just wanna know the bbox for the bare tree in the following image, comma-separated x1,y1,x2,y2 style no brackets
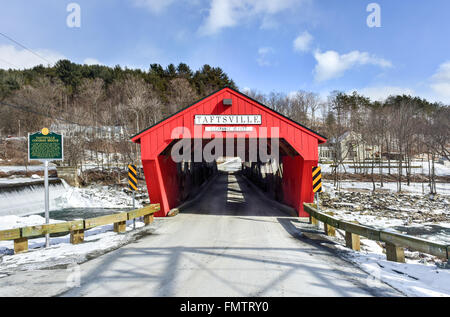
167,78,198,113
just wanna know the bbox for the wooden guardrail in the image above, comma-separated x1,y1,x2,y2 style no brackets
304,203,449,263
0,204,160,255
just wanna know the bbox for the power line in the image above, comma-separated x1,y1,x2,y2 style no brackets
0,32,53,65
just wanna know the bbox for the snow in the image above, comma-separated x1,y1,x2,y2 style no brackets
0,215,63,231
0,217,157,272
324,180,450,195
321,180,450,244
59,184,143,209
331,235,450,297
321,161,450,177
315,178,450,296
0,164,57,173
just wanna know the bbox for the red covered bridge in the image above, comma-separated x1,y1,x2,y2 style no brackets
131,87,326,217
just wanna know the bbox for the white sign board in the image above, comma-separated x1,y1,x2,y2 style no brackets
195,115,262,125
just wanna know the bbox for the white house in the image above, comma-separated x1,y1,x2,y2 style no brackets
319,131,379,162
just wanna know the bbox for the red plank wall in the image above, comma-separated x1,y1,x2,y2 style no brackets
133,88,326,217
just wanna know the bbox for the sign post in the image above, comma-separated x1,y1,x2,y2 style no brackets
312,166,323,226
44,160,49,247
28,128,64,248
128,164,138,229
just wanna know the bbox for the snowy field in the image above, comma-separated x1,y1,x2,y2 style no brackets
326,180,450,195
321,160,450,177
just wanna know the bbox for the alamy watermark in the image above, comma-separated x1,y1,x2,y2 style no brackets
170,126,280,164
367,3,381,28
67,3,81,28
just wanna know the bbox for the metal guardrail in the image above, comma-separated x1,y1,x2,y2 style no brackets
0,204,160,254
304,203,449,263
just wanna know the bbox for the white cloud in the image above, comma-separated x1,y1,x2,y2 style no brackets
352,86,415,101
132,0,175,14
293,31,313,53
256,47,275,67
430,61,450,103
313,49,392,82
83,58,102,66
0,45,65,70
199,0,304,36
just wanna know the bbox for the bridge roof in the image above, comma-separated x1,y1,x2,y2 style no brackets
131,87,327,144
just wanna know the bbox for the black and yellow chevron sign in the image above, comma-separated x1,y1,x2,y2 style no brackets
312,166,322,193
128,164,138,191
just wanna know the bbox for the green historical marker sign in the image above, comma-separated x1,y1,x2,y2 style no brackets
28,128,64,248
28,128,64,161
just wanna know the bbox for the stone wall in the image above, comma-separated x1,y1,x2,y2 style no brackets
57,166,79,187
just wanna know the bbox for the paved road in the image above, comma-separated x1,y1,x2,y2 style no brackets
55,173,398,297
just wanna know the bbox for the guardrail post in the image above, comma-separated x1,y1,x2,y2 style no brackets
324,223,335,237
114,221,127,233
345,232,360,251
70,229,85,244
309,204,318,226
14,237,28,254
144,215,154,226
385,242,405,263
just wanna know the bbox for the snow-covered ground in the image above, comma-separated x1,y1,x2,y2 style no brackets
321,160,450,177
58,184,143,210
0,215,160,272
325,180,450,195
315,180,450,296
326,233,450,297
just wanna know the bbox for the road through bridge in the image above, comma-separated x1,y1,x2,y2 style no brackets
53,172,398,297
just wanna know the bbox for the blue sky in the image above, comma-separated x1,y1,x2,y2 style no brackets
0,0,449,103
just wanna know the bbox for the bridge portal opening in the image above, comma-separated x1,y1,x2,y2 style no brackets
157,137,299,209
132,88,326,217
